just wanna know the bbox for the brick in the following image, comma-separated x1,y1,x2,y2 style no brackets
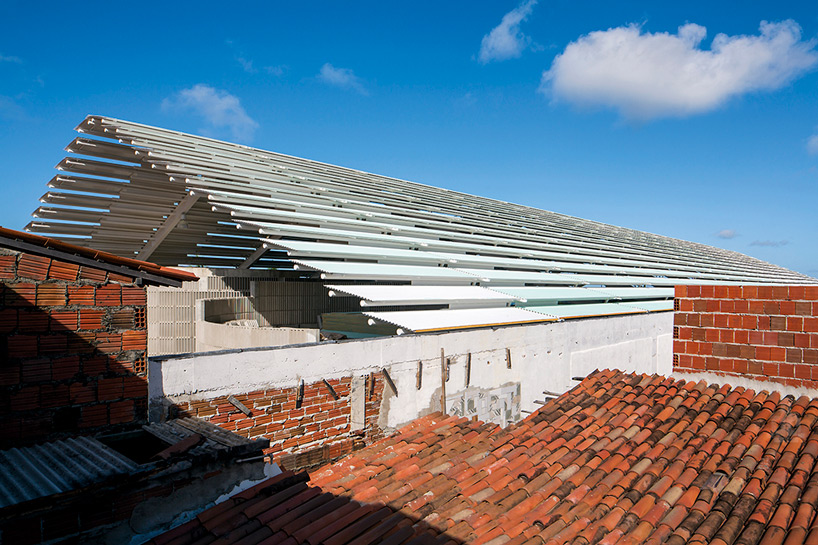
0,365,20,386
0,308,16,333
778,332,795,347
675,286,687,298
795,364,811,380
17,253,51,280
67,285,95,305
748,300,765,314
36,284,67,306
8,334,38,359
95,285,121,306
748,360,763,375
762,362,778,375
40,334,68,354
758,286,774,299
48,260,79,281
786,349,802,364
108,272,134,284
701,286,715,298
121,287,147,306
779,363,795,378
80,404,108,428
122,376,147,399
5,283,36,307
734,330,749,344
804,350,818,365
714,286,728,298
770,316,787,331
97,377,124,402
764,301,781,315
728,286,742,298
50,310,78,331
109,399,135,424
806,286,818,300
40,384,70,408
122,330,147,351
772,286,789,300
780,301,796,315
804,318,818,333
18,310,49,333
770,347,786,362
795,334,811,348
795,301,812,316
79,310,104,330
10,386,40,411
95,332,121,354
68,331,97,354
742,286,758,299
110,308,135,329
687,286,701,297
80,266,107,282
0,254,16,278
52,356,81,381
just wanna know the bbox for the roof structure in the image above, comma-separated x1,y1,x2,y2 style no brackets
148,369,818,545
25,116,815,333
0,226,197,287
0,417,267,510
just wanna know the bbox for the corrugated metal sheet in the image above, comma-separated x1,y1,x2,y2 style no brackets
326,285,521,307
524,303,647,319
23,115,816,337
0,436,137,508
363,307,556,333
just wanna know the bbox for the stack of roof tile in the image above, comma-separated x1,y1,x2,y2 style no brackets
147,369,818,545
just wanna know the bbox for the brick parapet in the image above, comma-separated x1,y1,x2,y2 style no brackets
673,284,818,389
0,249,149,447
169,374,385,469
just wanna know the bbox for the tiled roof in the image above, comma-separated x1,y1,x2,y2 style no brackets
0,226,197,285
147,369,818,545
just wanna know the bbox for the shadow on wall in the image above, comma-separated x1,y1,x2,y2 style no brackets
0,274,150,448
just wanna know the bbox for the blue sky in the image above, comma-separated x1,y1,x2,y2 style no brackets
1,1,817,276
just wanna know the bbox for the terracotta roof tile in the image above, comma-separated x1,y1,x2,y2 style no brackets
150,370,818,545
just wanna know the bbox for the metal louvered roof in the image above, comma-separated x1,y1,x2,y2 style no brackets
24,115,816,334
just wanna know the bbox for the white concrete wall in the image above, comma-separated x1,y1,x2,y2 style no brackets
194,321,319,352
150,312,672,430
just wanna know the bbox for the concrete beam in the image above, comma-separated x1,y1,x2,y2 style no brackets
237,245,268,270
137,193,200,261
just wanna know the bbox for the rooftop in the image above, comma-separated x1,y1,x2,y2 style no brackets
0,226,197,287
147,369,818,545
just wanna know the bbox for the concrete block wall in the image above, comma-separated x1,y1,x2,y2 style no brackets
674,284,818,388
0,250,150,447
167,375,385,469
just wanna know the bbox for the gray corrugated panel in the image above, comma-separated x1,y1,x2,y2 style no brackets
0,436,137,509
523,303,647,319
363,307,557,333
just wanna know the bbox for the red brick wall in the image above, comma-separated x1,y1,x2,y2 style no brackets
674,284,818,388
0,250,150,447
170,374,385,468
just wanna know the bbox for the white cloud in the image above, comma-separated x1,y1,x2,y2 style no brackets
161,84,259,142
318,63,368,95
542,20,818,120
716,229,738,239
264,65,285,77
237,57,256,73
0,53,22,63
478,0,538,63
751,240,789,247
808,133,818,155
